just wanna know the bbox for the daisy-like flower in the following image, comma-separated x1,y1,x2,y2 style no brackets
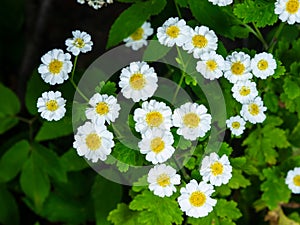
73,121,114,162
87,0,112,9
37,91,66,121
224,51,252,84
183,26,218,59
196,52,225,80
85,93,120,126
178,180,217,218
172,102,212,141
38,49,72,85
251,52,277,79
77,0,85,4
275,0,300,25
65,30,93,56
200,152,233,186
231,80,259,104
208,0,233,6
123,22,153,51
138,129,175,164
226,115,246,136
157,17,190,47
119,61,158,102
147,164,181,197
240,96,267,124
285,167,300,194
134,100,173,134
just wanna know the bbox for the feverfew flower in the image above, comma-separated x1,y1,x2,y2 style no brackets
285,167,300,194
172,102,212,141
251,52,277,79
85,93,120,126
226,116,246,136
224,51,252,84
231,80,259,104
200,153,233,186
208,0,233,6
178,180,217,218
123,22,153,51
65,30,93,56
77,0,85,4
138,129,175,164
119,61,158,102
38,49,72,85
73,121,114,162
147,164,181,197
37,91,66,121
157,17,190,47
134,100,173,134
275,0,300,25
240,96,267,124
183,26,218,59
196,52,225,80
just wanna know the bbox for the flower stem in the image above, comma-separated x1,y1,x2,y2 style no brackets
243,23,268,50
71,55,78,81
172,47,186,104
268,23,285,53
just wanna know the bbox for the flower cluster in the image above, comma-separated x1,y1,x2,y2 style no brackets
77,0,113,10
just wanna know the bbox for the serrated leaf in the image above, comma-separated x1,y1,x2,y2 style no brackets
228,169,251,189
215,199,242,220
283,77,300,99
263,92,279,113
108,203,141,225
132,175,148,193
0,186,19,225
215,185,232,197
95,81,117,96
60,148,89,172
272,60,286,79
187,212,215,225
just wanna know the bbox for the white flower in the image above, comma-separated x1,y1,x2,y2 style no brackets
183,26,218,59
285,167,300,194
134,100,173,134
226,116,246,136
77,0,85,4
123,22,153,51
200,153,233,186
196,52,225,80
275,0,300,25
178,180,217,218
157,17,190,47
240,96,267,124
119,61,158,102
251,52,277,79
73,121,114,162
138,129,175,164
85,93,120,126
87,0,105,9
224,51,252,84
37,91,66,121
231,80,258,104
38,49,72,85
208,0,233,6
172,102,212,141
65,30,93,56
147,164,181,197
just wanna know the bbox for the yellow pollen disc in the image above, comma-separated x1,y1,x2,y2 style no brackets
96,102,109,115
248,103,260,116
192,35,208,48
206,60,218,71
85,133,101,151
293,175,300,186
130,27,144,41
211,161,224,176
231,61,245,75
189,191,206,207
150,137,165,154
166,25,180,38
48,59,63,74
257,59,269,70
74,38,85,48
46,100,59,112
183,113,200,128
156,173,170,187
286,0,299,14
146,111,164,127
239,86,251,96
231,121,241,129
129,73,146,90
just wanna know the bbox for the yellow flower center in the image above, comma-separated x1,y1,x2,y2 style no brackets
239,86,251,96
192,35,208,48
293,175,300,186
248,103,260,116
189,191,206,207
231,61,245,75
74,38,85,48
146,111,164,127
183,113,200,128
129,73,145,90
96,102,109,115
85,133,102,151
286,0,299,14
211,161,224,176
206,60,218,71
257,59,269,71
156,173,170,187
166,25,180,38
46,100,59,112
130,27,144,41
150,137,165,153
48,59,63,74
231,121,241,129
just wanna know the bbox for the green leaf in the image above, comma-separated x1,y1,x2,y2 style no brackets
215,199,242,220
290,122,300,147
175,0,188,8
215,185,232,197
217,142,233,156
283,77,300,99
0,140,30,183
143,40,171,62
228,169,251,189
263,92,279,113
272,60,286,79
187,212,215,225
95,81,117,96
60,148,89,172
0,186,19,225
108,203,141,225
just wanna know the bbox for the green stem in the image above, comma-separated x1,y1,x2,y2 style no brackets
71,55,78,81
268,23,285,53
174,0,182,18
172,46,186,104
251,23,269,50
172,156,190,182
